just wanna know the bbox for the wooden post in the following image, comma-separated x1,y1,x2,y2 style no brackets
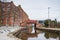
34,23,36,33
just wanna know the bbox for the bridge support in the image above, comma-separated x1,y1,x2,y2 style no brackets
34,23,36,33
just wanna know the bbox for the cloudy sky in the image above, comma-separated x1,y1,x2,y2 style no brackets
8,0,60,21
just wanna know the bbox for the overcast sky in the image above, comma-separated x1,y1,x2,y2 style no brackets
9,0,60,21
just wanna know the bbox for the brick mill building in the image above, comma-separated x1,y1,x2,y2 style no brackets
0,1,29,26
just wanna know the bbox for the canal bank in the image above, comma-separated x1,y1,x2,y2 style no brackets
7,29,22,40
0,26,22,40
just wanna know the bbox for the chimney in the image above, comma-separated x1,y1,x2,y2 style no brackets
18,5,21,7
11,1,13,3
0,1,1,2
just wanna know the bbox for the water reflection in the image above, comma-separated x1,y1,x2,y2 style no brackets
44,32,58,39
20,32,38,40
13,30,60,40
28,31,59,40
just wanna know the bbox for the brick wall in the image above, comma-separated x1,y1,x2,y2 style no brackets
0,1,29,26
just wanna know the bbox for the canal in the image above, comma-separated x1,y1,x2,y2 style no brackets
19,30,59,40
13,27,60,40
28,31,59,40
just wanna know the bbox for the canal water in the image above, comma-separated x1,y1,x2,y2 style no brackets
19,30,60,40
14,27,60,40
28,31,59,40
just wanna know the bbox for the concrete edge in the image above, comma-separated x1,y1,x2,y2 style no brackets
7,29,22,40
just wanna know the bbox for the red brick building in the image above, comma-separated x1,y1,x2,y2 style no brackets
0,1,29,26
